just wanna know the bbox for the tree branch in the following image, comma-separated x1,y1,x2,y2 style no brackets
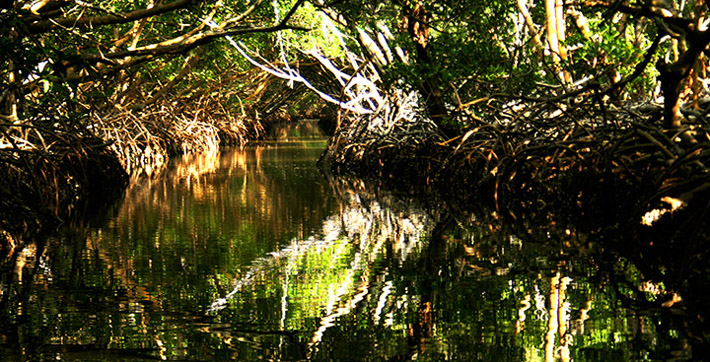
80,23,308,64
580,0,694,31
67,0,309,76
27,0,196,34
601,34,662,96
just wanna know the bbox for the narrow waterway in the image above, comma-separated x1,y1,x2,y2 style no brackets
0,121,690,361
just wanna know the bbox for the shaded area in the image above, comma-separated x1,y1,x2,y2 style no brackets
1,125,703,361
0,130,337,361
0,136,128,258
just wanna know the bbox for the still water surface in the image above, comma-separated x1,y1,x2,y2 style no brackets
0,122,686,361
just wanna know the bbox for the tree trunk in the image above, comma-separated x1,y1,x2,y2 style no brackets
3,60,18,121
657,62,687,129
404,3,449,126
545,0,560,60
516,0,545,56
545,0,570,83
554,0,567,61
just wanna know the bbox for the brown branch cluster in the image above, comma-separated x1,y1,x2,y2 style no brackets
323,88,710,234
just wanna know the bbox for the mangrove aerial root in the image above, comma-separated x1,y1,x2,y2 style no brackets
322,92,710,235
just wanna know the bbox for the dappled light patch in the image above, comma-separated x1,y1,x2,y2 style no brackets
641,196,687,226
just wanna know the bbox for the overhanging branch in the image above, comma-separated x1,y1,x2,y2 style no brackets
79,22,309,64
28,0,196,34
580,0,694,31
64,0,309,82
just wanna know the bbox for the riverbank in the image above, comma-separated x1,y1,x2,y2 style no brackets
0,103,341,259
0,135,126,256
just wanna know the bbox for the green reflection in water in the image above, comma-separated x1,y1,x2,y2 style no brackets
0,129,688,361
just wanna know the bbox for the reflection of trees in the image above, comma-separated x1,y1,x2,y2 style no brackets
206,174,435,359
542,272,573,362
205,173,679,360
113,144,337,253
1,158,700,360
270,120,326,141
306,179,433,358
1,144,340,360
304,176,690,361
92,143,341,314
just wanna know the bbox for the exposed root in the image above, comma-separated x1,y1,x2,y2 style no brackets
320,91,710,354
323,90,710,225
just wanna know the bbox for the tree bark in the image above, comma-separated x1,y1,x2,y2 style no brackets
545,0,561,61
516,0,545,55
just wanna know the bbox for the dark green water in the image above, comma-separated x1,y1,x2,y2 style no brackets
0,123,692,361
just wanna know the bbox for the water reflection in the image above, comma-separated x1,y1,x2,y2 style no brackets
0,126,698,361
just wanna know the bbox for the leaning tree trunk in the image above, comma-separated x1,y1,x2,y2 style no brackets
657,30,710,129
